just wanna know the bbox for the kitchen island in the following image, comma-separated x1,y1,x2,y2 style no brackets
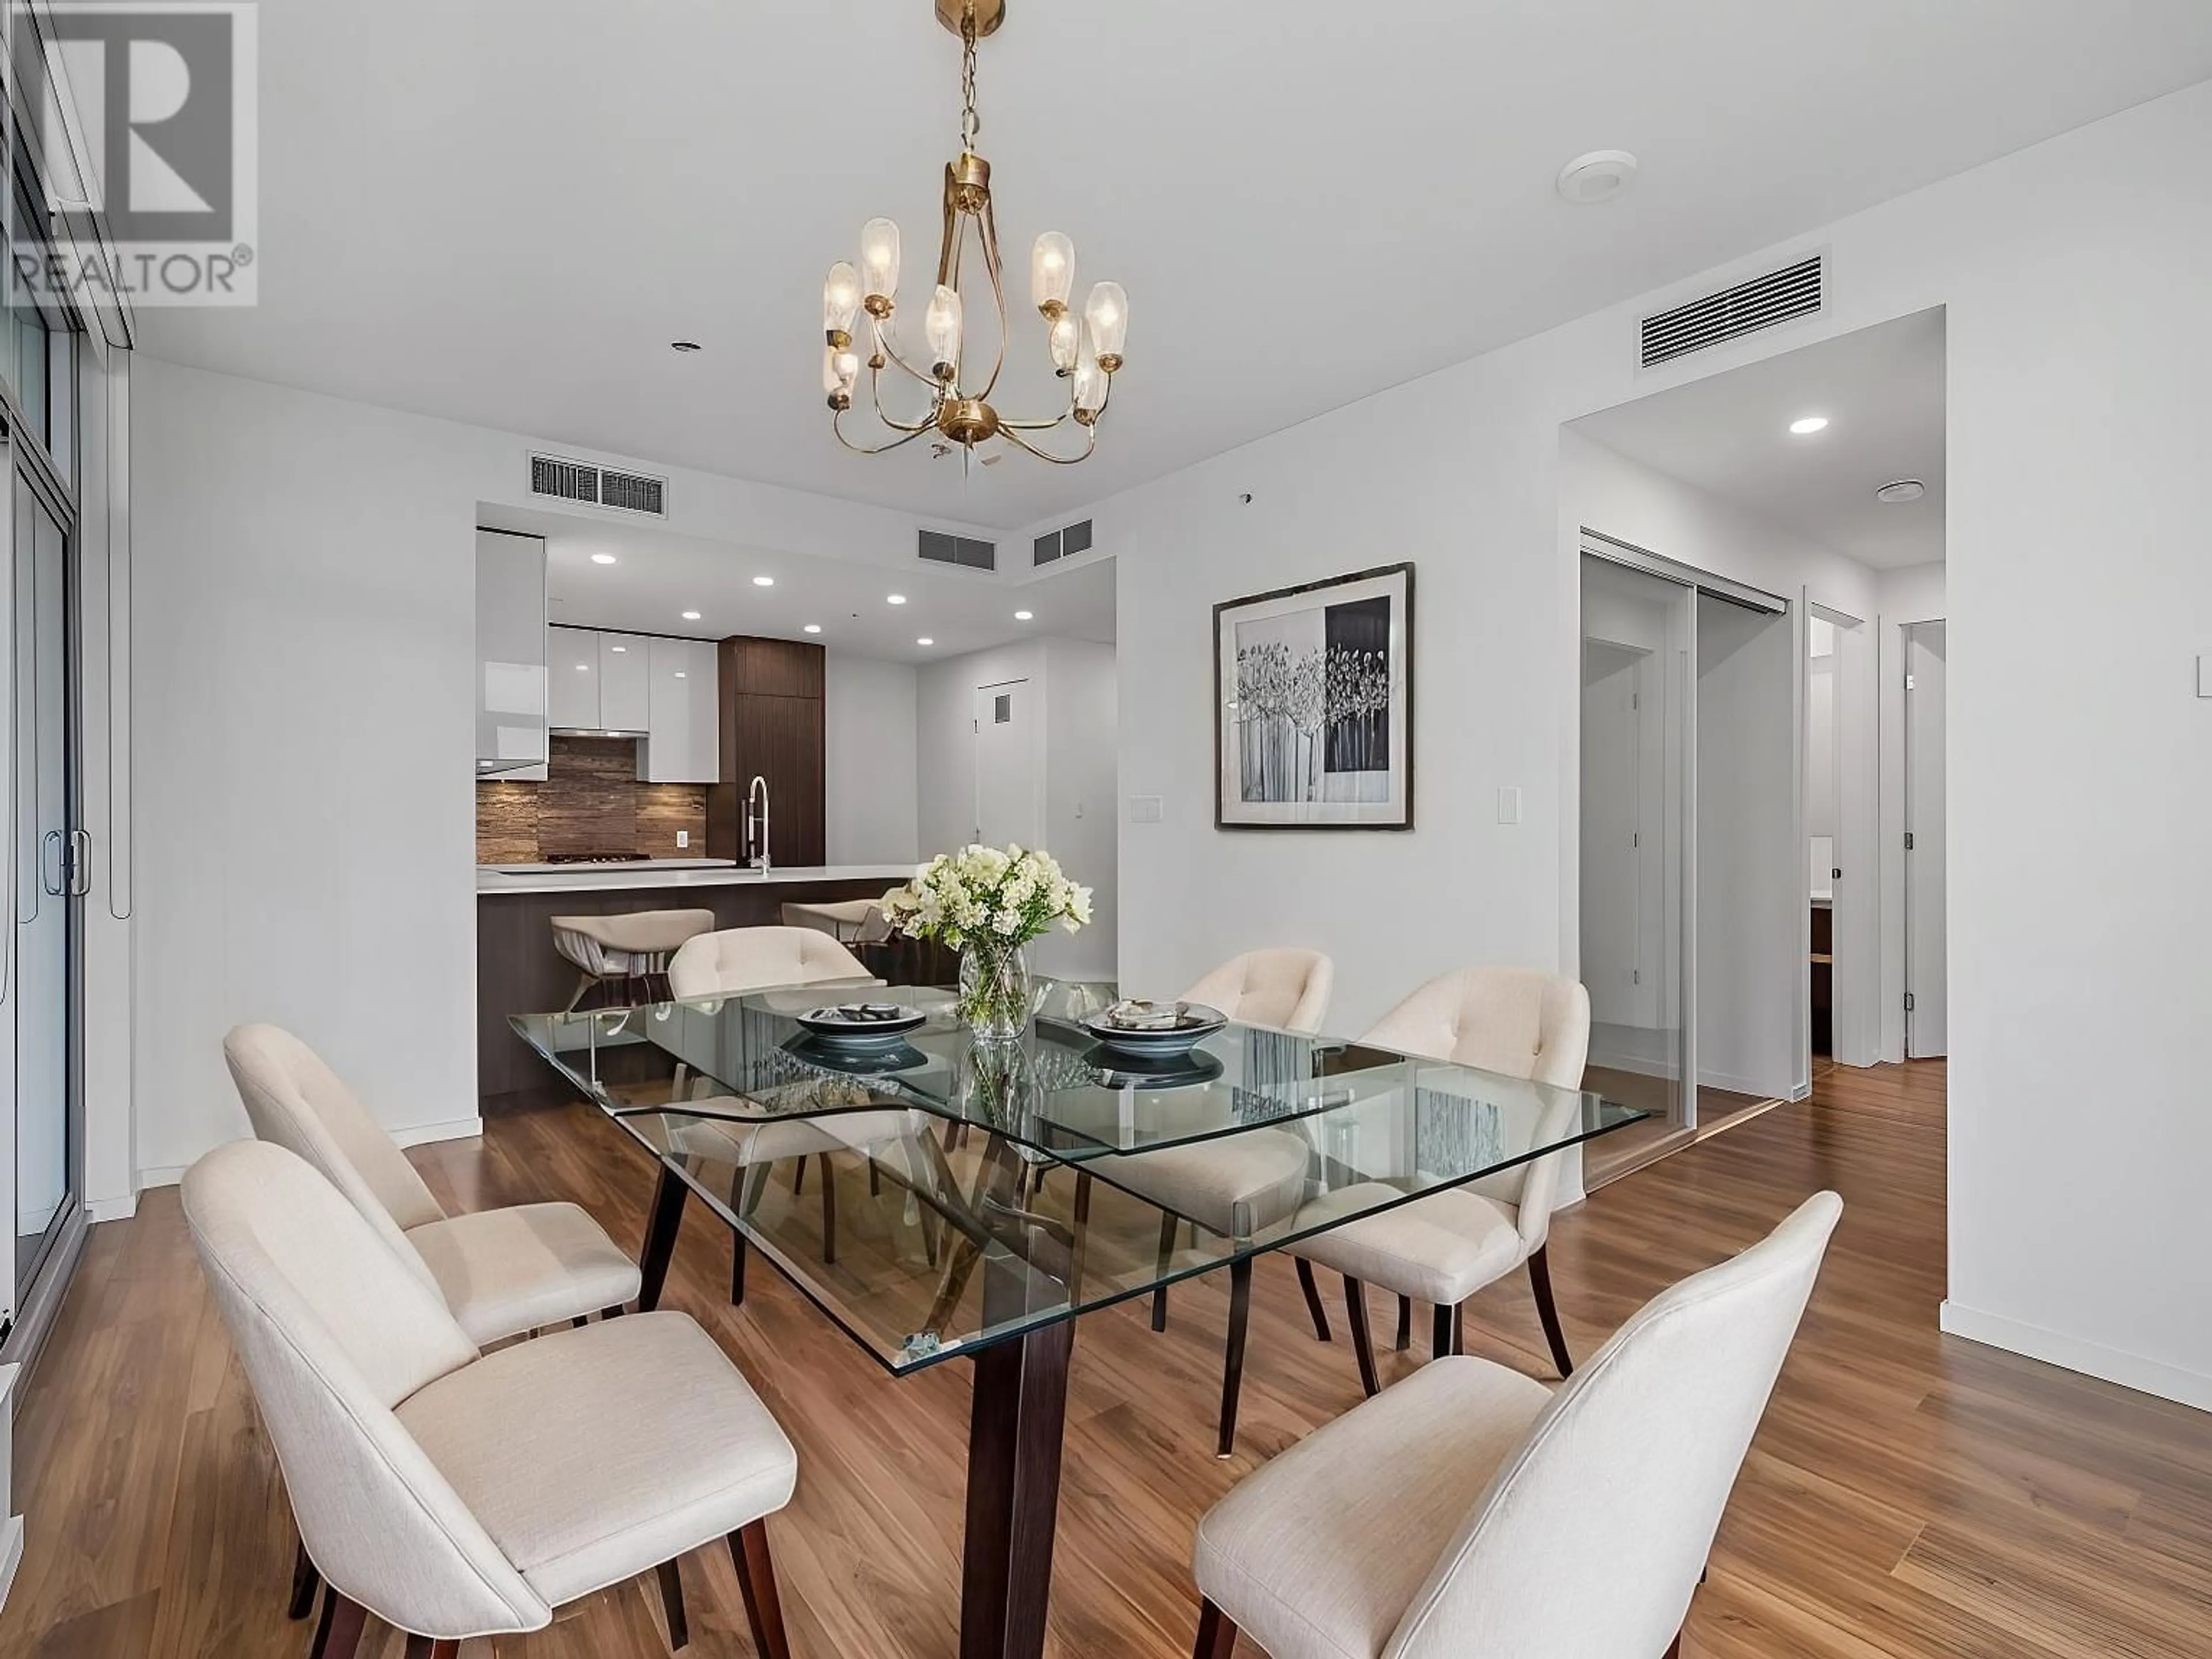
478,861,918,1101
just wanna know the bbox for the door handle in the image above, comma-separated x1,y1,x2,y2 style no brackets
40,829,64,896
68,829,92,897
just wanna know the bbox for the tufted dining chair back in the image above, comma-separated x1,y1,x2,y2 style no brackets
666,925,875,1000
1181,949,1335,1035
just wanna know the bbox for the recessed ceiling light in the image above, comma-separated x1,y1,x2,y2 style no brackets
609,644,627,653
753,575,775,587
1789,416,1830,435
1874,478,1927,504
887,593,907,605
673,671,687,679
670,340,702,353
1014,610,1034,621
1556,149,1638,204
575,663,590,671
803,623,823,634
681,609,702,620
590,552,618,565
916,637,934,647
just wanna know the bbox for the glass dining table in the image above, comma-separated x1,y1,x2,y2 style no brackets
513,980,1646,1659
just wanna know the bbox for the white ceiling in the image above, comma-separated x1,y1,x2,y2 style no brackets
480,503,1115,663
1571,308,1946,570
143,2,2212,531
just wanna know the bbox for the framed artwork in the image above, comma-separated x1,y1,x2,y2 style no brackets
1213,561,1414,830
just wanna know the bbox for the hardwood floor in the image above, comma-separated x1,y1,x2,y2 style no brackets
6,1058,2211,1657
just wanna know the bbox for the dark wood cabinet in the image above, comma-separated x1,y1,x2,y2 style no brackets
708,637,827,866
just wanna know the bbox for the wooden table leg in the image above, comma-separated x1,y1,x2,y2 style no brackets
638,1162,691,1312
961,1316,1075,1659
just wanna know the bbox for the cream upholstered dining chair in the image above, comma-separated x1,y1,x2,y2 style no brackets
1284,967,1593,1398
667,923,875,1000
1181,948,1335,1035
1123,947,1336,1444
661,925,913,1305
184,1139,797,1659
552,907,717,1009
1190,1192,1842,1659
224,1024,641,1346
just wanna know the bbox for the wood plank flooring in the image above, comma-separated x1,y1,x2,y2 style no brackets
5,1059,2211,1657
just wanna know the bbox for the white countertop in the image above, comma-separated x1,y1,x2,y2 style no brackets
476,861,915,896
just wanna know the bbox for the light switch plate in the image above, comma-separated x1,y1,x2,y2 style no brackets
676,830,690,849
1128,795,1164,824
1497,786,1522,825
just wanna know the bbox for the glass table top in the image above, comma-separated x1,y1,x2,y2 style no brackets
513,982,1647,1373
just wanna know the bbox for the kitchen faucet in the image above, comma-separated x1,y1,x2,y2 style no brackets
743,775,771,874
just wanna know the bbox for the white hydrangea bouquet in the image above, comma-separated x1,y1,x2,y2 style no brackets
882,843,1092,1040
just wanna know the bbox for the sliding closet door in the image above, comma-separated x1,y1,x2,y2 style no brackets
14,460,78,1294
1578,554,1694,1139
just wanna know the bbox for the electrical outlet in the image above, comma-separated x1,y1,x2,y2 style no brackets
676,830,690,849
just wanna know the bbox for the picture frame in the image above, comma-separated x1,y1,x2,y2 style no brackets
1213,561,1414,830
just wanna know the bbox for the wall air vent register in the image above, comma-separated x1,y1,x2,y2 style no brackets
528,453,669,518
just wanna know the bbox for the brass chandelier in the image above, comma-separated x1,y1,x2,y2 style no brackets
818,0,1127,467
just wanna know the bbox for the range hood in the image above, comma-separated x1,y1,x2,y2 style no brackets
546,727,647,740
476,754,544,777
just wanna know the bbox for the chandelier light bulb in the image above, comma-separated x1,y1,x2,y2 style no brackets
859,217,902,304
822,262,861,336
924,284,964,375
1084,281,1127,369
1048,312,1080,373
1073,342,1107,419
823,343,859,404
1031,232,1075,314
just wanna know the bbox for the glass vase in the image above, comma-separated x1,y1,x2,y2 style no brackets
957,940,1034,1043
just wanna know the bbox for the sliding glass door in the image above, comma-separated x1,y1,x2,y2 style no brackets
12,452,79,1297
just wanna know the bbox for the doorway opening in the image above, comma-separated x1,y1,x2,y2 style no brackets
1566,305,1947,1177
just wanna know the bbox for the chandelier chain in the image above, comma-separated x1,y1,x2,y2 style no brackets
959,3,980,153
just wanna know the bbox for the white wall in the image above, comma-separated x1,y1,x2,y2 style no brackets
1088,82,2212,1407
915,640,1044,860
823,652,919,866
1041,637,1118,979
132,358,487,1176
913,636,1117,978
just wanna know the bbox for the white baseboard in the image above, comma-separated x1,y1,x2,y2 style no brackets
0,1514,22,1613
86,1191,139,1224
1940,1300,2212,1414
134,1116,484,1194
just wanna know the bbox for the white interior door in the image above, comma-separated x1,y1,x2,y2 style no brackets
1904,622,1948,1058
974,679,1039,848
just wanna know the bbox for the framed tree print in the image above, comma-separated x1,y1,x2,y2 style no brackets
1214,562,1414,830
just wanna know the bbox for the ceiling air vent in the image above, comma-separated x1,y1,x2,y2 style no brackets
1032,517,1093,565
1639,255,1823,369
918,529,996,571
527,453,669,518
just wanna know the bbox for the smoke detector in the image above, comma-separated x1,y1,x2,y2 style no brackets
1556,150,1638,204
1874,479,1927,504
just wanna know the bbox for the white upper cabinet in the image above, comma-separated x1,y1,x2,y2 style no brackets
475,531,546,775
547,624,601,730
598,632,652,732
641,637,720,783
